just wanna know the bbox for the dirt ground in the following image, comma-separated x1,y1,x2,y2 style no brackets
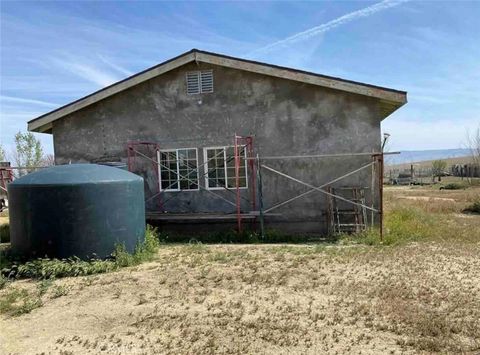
1,186,479,354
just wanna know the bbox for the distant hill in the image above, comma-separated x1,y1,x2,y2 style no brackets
386,156,473,172
385,149,471,166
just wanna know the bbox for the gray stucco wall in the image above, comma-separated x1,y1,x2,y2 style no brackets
52,62,383,234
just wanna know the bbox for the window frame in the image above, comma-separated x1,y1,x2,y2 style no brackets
203,146,248,191
158,148,200,192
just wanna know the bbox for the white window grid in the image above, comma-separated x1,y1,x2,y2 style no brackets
158,148,199,192
203,146,248,191
186,70,213,95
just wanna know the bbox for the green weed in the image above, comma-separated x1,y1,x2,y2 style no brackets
37,279,54,295
51,285,69,298
1,225,160,280
113,225,160,267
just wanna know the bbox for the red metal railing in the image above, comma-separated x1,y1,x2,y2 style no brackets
234,134,256,233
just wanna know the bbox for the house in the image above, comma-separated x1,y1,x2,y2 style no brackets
28,49,407,235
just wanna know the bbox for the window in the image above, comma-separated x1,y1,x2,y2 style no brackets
204,146,247,190
186,70,213,94
159,148,199,191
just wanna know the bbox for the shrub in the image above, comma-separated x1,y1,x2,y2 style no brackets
440,183,463,190
464,200,480,214
0,223,9,243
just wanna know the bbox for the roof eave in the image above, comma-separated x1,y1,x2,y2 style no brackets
196,51,407,104
28,49,407,133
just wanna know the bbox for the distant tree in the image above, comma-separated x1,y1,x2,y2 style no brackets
466,126,480,168
13,131,43,176
42,154,55,166
0,143,5,161
432,160,447,182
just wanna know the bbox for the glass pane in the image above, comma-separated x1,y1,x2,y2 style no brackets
206,148,227,188
160,150,178,190
178,148,198,190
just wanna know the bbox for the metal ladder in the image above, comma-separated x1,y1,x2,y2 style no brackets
327,187,368,234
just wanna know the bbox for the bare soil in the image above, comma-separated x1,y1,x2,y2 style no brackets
1,187,479,354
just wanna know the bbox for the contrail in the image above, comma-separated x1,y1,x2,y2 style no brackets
0,95,59,108
249,0,410,57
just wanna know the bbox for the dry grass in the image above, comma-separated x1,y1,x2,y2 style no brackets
0,186,479,354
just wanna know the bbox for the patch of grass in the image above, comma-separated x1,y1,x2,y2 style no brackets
383,206,435,244
207,251,229,263
0,274,8,289
339,206,436,246
37,278,54,295
0,288,43,316
51,284,69,298
1,225,160,280
0,223,9,243
269,244,329,256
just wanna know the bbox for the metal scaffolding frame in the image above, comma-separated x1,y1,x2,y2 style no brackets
126,135,394,241
126,135,258,232
234,135,256,232
255,152,390,241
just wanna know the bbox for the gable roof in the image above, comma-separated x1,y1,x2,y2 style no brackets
28,49,407,133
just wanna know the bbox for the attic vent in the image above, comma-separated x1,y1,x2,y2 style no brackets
186,70,213,94
200,70,213,93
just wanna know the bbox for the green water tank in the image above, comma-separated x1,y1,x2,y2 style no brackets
8,164,145,259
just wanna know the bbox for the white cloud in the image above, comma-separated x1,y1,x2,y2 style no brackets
51,58,120,87
248,0,410,57
0,95,59,108
98,55,134,77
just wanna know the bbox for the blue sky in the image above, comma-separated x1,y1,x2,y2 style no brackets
1,0,479,156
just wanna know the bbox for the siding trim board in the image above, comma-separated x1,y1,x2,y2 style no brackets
28,49,407,133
